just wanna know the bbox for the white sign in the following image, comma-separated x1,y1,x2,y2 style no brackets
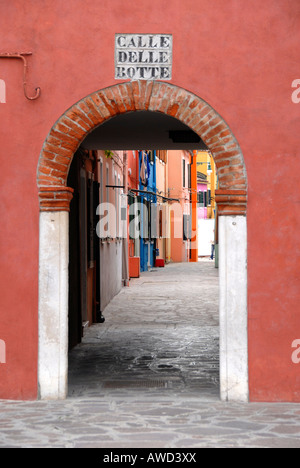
115,34,173,81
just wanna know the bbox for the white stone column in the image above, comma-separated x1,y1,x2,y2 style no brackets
38,211,69,400
219,215,248,402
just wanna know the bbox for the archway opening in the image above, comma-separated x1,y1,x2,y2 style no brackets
37,81,248,402
66,111,219,398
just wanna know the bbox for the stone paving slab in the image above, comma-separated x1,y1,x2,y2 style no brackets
0,262,300,448
1,397,300,448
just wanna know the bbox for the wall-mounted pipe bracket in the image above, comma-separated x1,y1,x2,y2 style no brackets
0,52,41,100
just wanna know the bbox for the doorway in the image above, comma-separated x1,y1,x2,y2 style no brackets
68,261,220,399
67,144,220,398
37,81,248,402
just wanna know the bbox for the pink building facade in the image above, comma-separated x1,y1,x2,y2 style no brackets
168,150,191,263
197,181,208,220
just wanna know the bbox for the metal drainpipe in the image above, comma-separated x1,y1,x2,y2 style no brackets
190,150,198,262
0,52,41,100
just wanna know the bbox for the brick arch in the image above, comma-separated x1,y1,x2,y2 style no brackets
37,81,247,215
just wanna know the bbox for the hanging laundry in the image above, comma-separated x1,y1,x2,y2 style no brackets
146,152,151,184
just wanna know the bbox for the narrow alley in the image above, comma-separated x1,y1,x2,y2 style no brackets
68,261,219,399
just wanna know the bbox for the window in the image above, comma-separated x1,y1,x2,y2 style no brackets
188,163,191,189
197,191,208,207
208,189,211,206
142,199,150,240
118,174,121,237
128,194,136,240
197,191,204,207
106,166,109,203
183,214,192,240
99,159,103,204
150,203,158,239
182,159,186,187
115,173,118,238
159,207,163,238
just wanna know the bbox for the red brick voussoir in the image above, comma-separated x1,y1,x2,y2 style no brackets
37,81,247,214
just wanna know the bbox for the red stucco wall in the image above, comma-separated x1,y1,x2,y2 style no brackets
0,0,299,400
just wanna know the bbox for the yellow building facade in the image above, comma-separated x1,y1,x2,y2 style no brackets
196,150,217,219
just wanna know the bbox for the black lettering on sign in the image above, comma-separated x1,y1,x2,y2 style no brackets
115,34,173,81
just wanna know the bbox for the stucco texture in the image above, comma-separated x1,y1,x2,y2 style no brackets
0,0,299,400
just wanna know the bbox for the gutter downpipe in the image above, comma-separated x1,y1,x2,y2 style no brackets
190,150,198,262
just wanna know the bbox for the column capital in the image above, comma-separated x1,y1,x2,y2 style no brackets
215,189,247,216
39,186,74,212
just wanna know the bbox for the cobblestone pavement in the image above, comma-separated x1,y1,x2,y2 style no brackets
1,261,300,448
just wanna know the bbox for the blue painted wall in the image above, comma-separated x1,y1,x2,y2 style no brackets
138,151,157,272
